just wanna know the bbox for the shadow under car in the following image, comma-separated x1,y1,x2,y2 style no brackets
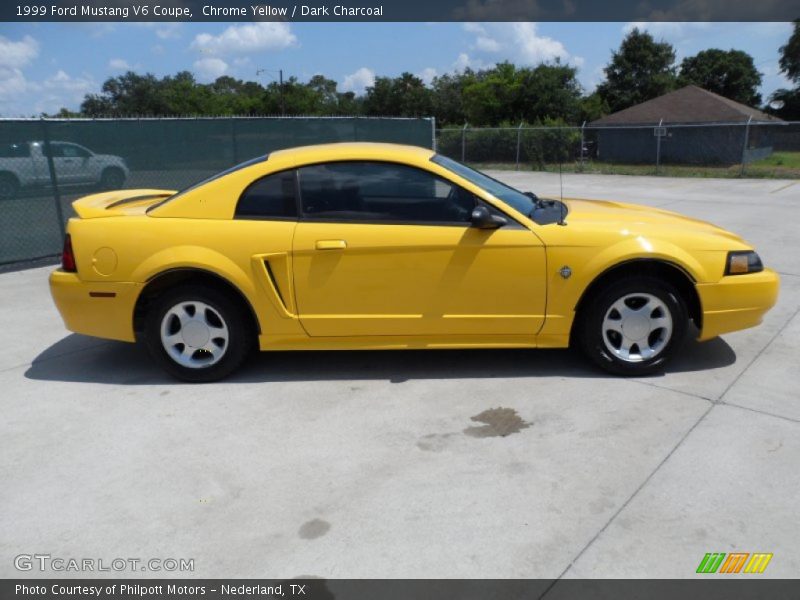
24,333,737,386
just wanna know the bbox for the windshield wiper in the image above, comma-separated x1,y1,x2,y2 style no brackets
525,191,552,215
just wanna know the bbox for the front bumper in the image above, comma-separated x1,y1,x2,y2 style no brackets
49,270,142,342
696,268,780,341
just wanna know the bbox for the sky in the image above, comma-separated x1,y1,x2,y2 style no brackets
0,21,793,117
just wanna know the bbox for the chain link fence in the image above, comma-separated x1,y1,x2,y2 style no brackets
436,121,800,179
3,117,795,268
0,116,435,266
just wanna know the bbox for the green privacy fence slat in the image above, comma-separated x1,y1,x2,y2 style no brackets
0,116,434,266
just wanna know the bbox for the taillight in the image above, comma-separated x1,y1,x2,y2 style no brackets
61,234,77,272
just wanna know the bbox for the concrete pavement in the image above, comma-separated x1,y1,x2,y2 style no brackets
1,173,797,579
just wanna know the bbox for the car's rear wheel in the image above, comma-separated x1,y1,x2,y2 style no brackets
0,173,20,200
100,167,125,190
578,277,688,376
144,286,253,382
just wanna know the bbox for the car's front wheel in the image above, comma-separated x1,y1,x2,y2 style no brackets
578,277,688,376
144,286,253,382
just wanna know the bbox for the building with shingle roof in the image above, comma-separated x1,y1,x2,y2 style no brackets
589,85,782,165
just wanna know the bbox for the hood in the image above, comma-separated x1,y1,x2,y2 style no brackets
562,197,748,246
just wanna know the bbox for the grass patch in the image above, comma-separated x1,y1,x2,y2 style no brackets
471,151,800,179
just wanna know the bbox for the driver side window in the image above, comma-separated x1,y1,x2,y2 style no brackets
298,161,477,224
62,144,90,158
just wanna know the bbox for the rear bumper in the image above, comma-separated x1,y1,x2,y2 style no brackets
696,269,780,341
49,270,142,342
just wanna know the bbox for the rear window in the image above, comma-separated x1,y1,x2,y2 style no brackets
0,143,30,158
147,153,269,212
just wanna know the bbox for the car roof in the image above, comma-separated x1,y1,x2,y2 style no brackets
149,142,438,219
268,142,435,163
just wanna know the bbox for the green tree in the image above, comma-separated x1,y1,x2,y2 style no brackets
517,61,582,124
82,71,171,116
779,19,800,84
364,72,432,117
597,28,677,113
579,92,609,123
678,49,762,105
461,62,520,125
430,72,470,126
456,62,582,126
209,76,267,115
768,20,800,120
161,71,218,115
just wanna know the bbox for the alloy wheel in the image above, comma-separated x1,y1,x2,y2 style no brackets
601,292,673,362
160,300,229,368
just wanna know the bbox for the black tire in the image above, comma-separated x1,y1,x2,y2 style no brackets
100,167,125,190
0,173,20,200
144,285,254,382
577,276,688,376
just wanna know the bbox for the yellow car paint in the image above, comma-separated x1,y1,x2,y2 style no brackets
50,142,779,356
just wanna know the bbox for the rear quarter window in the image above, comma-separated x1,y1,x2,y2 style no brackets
235,169,298,220
0,143,30,158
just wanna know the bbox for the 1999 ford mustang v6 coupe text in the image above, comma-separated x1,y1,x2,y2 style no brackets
49,143,779,381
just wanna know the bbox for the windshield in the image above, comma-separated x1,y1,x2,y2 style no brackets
430,154,536,217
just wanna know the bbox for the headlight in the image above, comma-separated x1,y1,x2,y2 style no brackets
725,251,763,275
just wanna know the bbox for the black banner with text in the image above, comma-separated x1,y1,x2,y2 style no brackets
3,0,799,22
4,579,800,600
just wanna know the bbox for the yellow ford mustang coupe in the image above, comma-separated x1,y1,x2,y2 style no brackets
50,143,779,381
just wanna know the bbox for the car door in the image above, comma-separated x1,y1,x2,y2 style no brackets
291,160,547,338
45,142,84,184
60,143,94,183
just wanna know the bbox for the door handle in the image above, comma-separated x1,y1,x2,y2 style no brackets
315,239,347,250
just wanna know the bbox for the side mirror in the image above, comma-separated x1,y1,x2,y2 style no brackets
471,205,507,229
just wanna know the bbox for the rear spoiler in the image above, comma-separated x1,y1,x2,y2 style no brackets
72,189,176,219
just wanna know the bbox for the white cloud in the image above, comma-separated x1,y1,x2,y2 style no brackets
0,34,39,69
341,67,375,95
622,22,710,39
155,24,181,40
475,35,501,53
70,23,116,39
418,67,438,85
459,23,578,68
191,22,297,56
0,60,98,116
108,58,131,71
453,53,473,71
509,23,571,64
133,22,182,40
0,67,28,98
463,23,501,52
193,57,229,81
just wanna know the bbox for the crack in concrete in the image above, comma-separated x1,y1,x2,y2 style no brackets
541,308,800,593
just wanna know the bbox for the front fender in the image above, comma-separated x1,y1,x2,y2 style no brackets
581,237,709,284
539,237,711,340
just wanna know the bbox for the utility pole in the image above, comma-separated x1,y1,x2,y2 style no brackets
279,69,285,117
256,68,285,116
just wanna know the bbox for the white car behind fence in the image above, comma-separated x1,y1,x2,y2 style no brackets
0,141,129,200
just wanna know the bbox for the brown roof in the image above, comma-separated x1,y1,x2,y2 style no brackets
591,85,781,126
